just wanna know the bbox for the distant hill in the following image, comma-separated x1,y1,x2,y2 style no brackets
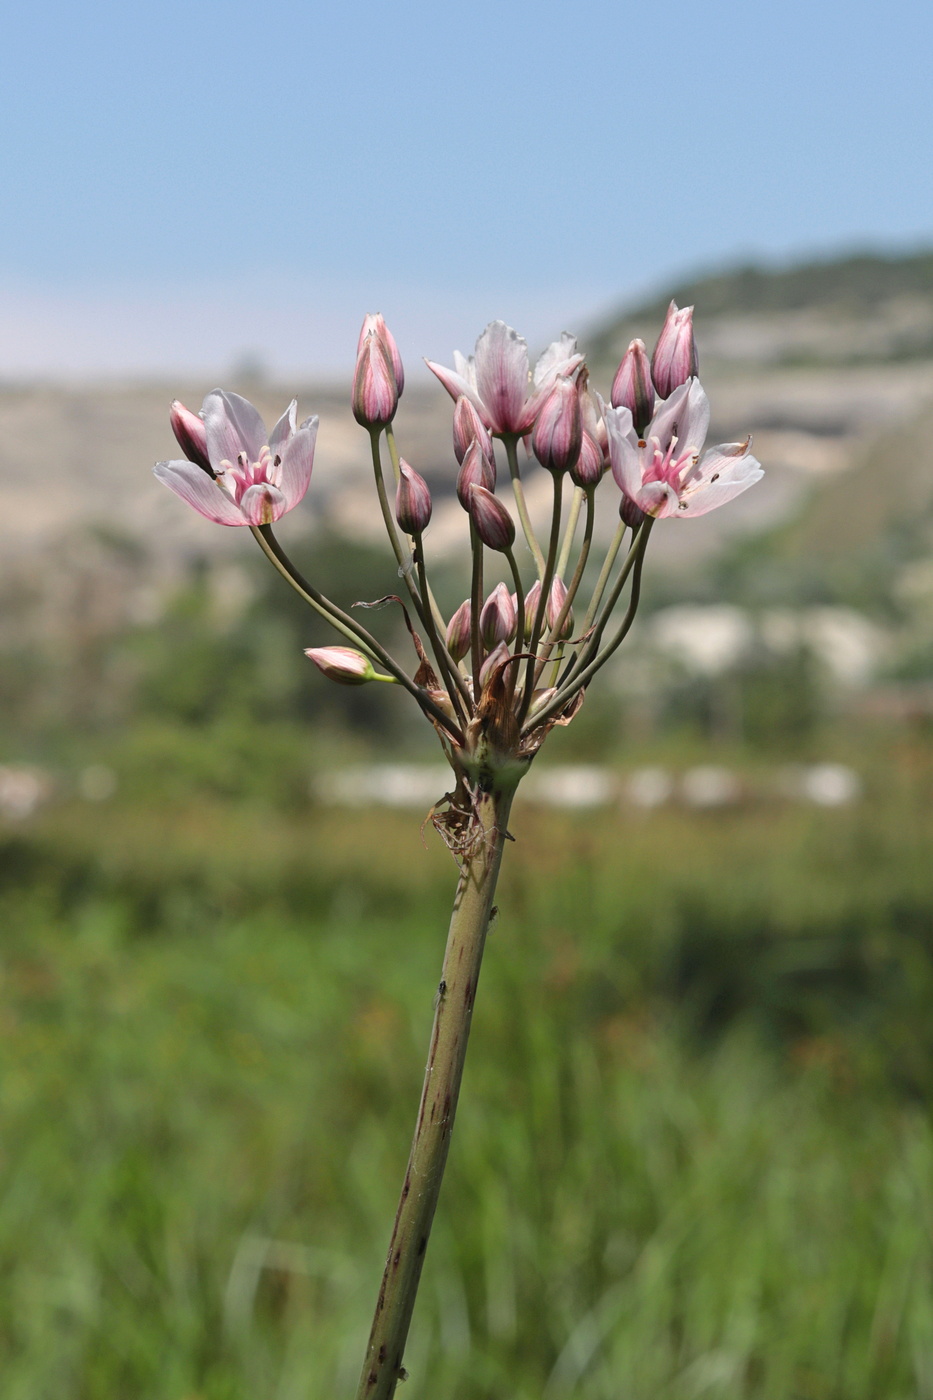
588,248,933,371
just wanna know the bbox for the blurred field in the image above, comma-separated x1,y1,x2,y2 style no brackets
3,744,933,1399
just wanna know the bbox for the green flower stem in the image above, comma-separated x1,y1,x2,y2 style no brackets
555,484,584,580
525,520,652,734
519,472,562,723
384,422,403,484
414,539,473,720
249,525,464,746
504,546,525,702
503,435,545,578
354,784,516,1400
581,519,627,635
536,488,594,686
470,522,483,699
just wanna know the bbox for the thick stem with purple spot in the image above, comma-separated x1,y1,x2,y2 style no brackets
354,783,515,1400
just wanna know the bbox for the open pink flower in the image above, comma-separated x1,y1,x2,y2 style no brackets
605,378,763,519
426,321,583,436
154,390,318,526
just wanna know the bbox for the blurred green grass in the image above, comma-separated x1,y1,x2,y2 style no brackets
4,770,933,1399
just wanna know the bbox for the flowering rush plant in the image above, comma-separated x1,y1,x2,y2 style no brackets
154,303,762,1397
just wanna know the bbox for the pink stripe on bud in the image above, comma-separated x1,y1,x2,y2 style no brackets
453,395,493,465
170,399,211,474
531,374,582,475
610,338,654,435
480,582,517,649
651,302,698,400
521,579,542,641
620,494,647,530
304,646,377,686
445,599,472,662
546,577,574,639
479,641,511,689
395,458,433,534
353,331,398,427
456,437,497,509
469,485,515,552
570,431,605,489
357,313,405,395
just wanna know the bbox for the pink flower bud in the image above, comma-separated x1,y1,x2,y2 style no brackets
521,580,542,640
480,582,517,649
546,577,574,639
532,374,582,475
445,599,472,662
610,338,654,435
569,431,605,489
468,485,515,552
456,437,496,509
395,458,432,534
453,395,493,465
620,494,647,530
304,646,377,686
357,313,405,395
170,399,211,474
651,302,698,400
479,640,511,689
352,331,398,427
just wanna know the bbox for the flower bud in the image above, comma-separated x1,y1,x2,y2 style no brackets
352,331,398,427
569,431,605,488
546,577,574,639
532,374,582,475
468,485,515,551
395,459,432,534
610,338,654,435
520,580,542,640
453,395,493,465
445,599,472,662
651,302,698,400
456,437,496,509
304,646,378,686
170,399,211,474
620,494,647,530
479,640,511,689
357,313,405,395
480,582,517,649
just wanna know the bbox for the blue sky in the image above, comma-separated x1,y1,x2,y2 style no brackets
2,0,931,376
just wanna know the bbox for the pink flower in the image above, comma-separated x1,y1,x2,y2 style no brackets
305,646,377,685
357,313,405,395
480,582,517,649
532,374,583,476
395,459,433,534
155,390,318,526
605,378,763,519
610,338,654,435
426,321,583,436
353,330,398,427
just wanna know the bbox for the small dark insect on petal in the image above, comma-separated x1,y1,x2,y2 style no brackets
711,473,720,482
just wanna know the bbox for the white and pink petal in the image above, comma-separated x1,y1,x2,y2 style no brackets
153,459,246,526
277,419,318,510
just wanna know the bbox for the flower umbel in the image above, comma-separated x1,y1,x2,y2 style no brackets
155,390,317,526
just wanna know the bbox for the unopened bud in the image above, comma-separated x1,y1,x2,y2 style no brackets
527,686,558,720
651,302,698,400
611,338,654,435
479,640,511,689
395,459,432,534
546,577,574,639
620,495,647,530
469,485,515,551
532,375,582,475
352,331,398,427
569,431,605,488
305,646,378,686
446,599,473,662
357,313,405,395
521,580,542,640
456,437,496,509
453,396,493,465
480,582,517,649
170,399,211,474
